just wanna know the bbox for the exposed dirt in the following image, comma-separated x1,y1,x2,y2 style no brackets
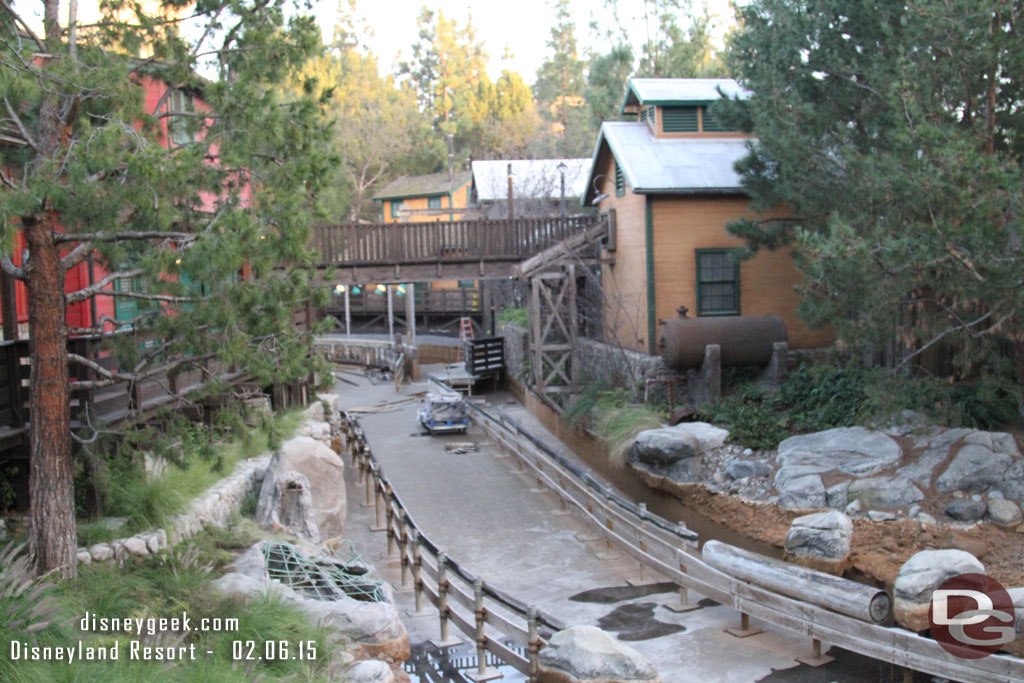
676,484,1024,590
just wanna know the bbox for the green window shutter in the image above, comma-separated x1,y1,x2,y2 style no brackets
428,196,441,209
701,106,735,132
696,249,740,316
390,201,402,218
615,161,625,197
113,276,138,322
662,106,699,132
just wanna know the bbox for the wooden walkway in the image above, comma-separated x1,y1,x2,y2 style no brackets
313,215,601,283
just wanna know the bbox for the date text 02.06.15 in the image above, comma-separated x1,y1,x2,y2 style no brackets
232,640,317,661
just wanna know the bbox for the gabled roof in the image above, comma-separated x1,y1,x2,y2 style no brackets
620,78,749,113
372,170,472,201
471,158,590,202
582,122,751,204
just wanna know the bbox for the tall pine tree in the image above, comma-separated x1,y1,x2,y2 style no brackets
1,0,333,576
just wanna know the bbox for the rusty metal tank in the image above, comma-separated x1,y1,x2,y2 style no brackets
657,307,787,370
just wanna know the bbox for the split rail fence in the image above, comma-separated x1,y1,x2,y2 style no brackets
340,400,1024,683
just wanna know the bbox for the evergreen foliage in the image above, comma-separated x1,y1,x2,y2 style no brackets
1,0,334,575
723,0,1024,397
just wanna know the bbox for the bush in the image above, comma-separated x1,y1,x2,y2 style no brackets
497,307,529,327
566,385,664,466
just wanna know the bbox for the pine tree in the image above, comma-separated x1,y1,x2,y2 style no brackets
534,0,588,145
1,0,333,576
724,0,1024,394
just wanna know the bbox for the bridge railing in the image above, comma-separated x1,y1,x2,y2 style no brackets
314,216,595,266
340,413,562,681
463,401,1024,683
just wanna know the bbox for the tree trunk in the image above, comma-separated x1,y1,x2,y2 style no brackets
25,212,77,579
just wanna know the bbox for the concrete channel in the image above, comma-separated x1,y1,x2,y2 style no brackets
333,368,903,682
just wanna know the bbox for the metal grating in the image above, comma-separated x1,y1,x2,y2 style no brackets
262,541,385,602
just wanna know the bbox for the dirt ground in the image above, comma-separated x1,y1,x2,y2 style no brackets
678,485,1024,590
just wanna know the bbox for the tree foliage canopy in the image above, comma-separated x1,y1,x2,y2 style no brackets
724,0,1024,387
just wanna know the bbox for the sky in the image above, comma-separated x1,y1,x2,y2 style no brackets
316,0,737,82
13,0,736,84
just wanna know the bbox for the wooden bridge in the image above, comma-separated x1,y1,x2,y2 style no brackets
312,215,604,283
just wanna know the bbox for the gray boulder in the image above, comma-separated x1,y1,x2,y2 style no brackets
893,549,985,632
777,473,827,511
784,511,853,573
256,436,346,542
778,427,902,477
900,428,973,487
994,461,1024,502
945,499,987,522
848,476,924,509
986,499,1023,528
935,432,1019,493
629,423,728,466
345,660,394,683
537,626,660,683
725,459,771,480
826,481,850,510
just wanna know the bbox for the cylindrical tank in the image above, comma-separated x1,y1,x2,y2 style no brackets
658,309,787,370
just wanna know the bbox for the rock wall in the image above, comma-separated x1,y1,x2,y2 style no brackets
79,395,343,566
499,322,673,401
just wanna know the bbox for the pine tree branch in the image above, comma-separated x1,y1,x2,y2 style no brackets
0,167,17,189
3,97,39,152
68,351,215,387
59,241,92,271
0,0,45,51
65,268,142,304
93,290,195,303
0,255,26,280
52,231,196,243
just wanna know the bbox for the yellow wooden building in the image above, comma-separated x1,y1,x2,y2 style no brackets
582,78,832,354
373,170,472,223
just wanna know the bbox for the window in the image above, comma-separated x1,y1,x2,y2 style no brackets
662,106,699,133
390,201,403,218
696,249,740,315
614,160,624,197
428,196,442,209
701,106,737,132
168,89,194,146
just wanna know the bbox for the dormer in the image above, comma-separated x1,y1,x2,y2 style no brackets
620,78,749,138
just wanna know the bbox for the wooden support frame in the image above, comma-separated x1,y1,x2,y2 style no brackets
528,266,578,411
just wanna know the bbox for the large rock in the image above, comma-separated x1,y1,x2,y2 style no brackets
775,471,827,511
256,436,346,542
537,626,660,683
899,428,973,487
848,476,924,509
629,423,728,467
893,549,985,632
778,427,902,477
935,432,1019,493
725,460,771,480
784,511,853,574
945,499,987,522
994,461,1024,502
345,660,395,683
986,499,1023,528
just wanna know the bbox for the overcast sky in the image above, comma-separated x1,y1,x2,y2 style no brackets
13,0,736,84
317,0,736,82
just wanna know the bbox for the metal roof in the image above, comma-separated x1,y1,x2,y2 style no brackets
372,170,472,201
582,122,752,204
620,78,749,113
471,158,591,202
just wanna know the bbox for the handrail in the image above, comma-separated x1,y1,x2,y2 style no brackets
461,398,1024,683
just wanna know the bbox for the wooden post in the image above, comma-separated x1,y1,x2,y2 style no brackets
527,607,540,683
387,285,394,343
431,552,462,649
468,578,501,681
344,287,351,338
405,283,416,347
530,277,543,392
0,268,18,342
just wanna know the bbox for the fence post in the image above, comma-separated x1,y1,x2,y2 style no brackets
468,578,500,681
397,513,411,590
527,606,540,683
431,552,461,649
595,513,617,560
408,530,432,617
361,459,375,507
370,472,386,532
629,502,652,585
384,485,396,556
665,548,701,613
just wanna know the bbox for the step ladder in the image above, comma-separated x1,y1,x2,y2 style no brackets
458,317,475,341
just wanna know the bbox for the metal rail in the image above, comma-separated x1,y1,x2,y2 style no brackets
340,412,560,682
463,401,1024,683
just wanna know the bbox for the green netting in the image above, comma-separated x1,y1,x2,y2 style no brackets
262,541,385,603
